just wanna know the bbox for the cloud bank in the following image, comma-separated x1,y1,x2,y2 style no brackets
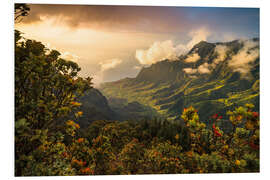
183,39,259,76
135,28,210,65
91,58,141,87
183,62,211,75
135,40,179,65
22,4,195,33
92,58,123,86
228,40,259,75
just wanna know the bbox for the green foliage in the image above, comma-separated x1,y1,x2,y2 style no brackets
15,30,259,176
15,30,92,176
118,138,145,174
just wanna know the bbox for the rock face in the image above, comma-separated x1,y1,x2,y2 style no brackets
100,38,259,126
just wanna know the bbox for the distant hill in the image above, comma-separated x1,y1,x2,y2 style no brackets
107,97,160,121
73,88,160,128
100,38,259,127
75,88,116,128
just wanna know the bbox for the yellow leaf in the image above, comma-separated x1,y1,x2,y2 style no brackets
235,160,241,166
76,111,83,117
175,134,179,140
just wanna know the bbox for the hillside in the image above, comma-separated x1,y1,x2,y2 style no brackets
100,38,259,126
75,88,116,128
71,88,161,128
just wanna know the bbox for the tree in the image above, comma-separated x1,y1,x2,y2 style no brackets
15,30,92,175
15,4,30,23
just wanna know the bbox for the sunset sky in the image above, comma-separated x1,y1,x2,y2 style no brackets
15,4,259,86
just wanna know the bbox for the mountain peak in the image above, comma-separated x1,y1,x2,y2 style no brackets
188,40,216,58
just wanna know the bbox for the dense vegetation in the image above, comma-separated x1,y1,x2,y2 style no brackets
15,30,259,176
15,30,92,175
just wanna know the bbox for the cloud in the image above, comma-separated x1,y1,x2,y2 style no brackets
135,28,210,65
135,40,180,65
185,53,201,63
91,58,123,87
183,68,197,74
42,41,79,63
21,4,194,33
186,27,211,50
183,63,211,75
60,51,79,62
228,40,259,75
183,39,259,77
213,45,228,65
99,58,123,72
91,58,141,87
198,63,211,74
91,74,103,87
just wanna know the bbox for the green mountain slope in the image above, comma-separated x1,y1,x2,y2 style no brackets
100,39,259,126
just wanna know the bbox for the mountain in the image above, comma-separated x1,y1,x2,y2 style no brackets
100,38,259,128
72,88,116,128
107,97,160,121
74,88,161,128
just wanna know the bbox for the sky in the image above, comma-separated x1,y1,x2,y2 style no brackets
15,4,259,86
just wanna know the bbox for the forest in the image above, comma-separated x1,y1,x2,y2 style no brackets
15,4,259,176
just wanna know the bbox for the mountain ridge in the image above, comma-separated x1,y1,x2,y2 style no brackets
100,38,259,126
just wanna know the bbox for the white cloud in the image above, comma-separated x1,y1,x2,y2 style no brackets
212,45,228,66
228,40,259,75
185,53,201,63
186,27,211,50
60,51,79,62
99,58,123,72
91,58,124,87
135,40,179,65
135,27,211,65
91,73,103,87
198,63,211,74
183,63,211,75
43,42,80,63
183,68,197,74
